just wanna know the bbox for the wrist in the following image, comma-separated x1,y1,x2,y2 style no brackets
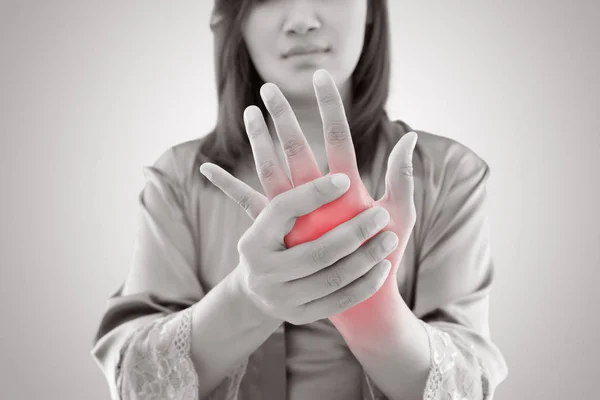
331,283,408,345
226,266,283,329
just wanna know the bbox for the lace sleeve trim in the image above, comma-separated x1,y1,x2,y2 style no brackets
362,320,492,400
214,357,249,400
419,319,492,400
116,307,199,400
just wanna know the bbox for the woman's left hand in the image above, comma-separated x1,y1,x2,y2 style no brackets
200,69,417,335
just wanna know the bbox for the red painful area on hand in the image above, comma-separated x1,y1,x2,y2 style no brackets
283,175,402,336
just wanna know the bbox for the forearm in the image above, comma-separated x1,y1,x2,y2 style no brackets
341,291,430,400
191,266,283,399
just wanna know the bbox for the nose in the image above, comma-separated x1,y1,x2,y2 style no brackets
282,3,321,35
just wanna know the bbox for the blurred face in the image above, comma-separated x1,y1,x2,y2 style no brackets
241,0,369,105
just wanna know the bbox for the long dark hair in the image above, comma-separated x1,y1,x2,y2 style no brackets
197,0,400,186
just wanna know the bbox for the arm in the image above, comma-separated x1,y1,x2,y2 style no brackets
361,151,508,399
90,147,280,400
190,267,282,399
340,287,430,400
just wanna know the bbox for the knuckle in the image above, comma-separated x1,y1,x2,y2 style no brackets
246,126,264,140
237,193,253,211
399,162,414,177
324,123,349,147
364,245,379,264
354,222,369,243
310,180,326,199
338,295,354,310
270,103,288,119
326,266,345,288
282,138,306,158
320,92,342,106
259,159,276,181
311,244,329,265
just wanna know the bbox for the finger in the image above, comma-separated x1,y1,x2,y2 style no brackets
283,230,398,306
260,83,322,186
244,105,293,200
276,205,390,280
312,69,359,179
380,131,418,213
199,162,268,221
254,173,351,250
293,258,392,324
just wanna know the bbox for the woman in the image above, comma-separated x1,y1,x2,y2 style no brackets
91,1,508,399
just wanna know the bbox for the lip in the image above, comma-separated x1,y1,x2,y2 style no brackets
285,51,328,60
283,45,329,58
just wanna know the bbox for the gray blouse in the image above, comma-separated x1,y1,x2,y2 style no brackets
91,120,508,399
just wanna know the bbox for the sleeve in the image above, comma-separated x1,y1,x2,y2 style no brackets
412,152,508,399
90,147,247,400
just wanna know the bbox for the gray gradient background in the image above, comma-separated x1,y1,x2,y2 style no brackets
1,1,598,399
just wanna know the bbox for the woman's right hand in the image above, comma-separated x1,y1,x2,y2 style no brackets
232,173,398,325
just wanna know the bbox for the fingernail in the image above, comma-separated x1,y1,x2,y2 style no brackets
314,69,328,87
382,232,398,251
261,84,276,101
330,173,350,189
199,165,211,179
408,131,418,157
374,208,390,226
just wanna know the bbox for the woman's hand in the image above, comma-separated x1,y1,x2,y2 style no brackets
200,69,417,334
224,173,399,325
